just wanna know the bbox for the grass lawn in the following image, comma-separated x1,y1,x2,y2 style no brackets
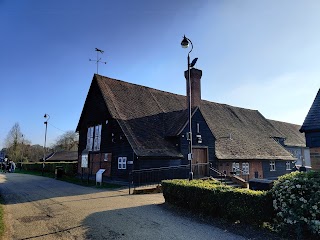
14,169,122,189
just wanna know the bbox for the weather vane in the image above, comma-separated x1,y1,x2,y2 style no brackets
89,48,107,74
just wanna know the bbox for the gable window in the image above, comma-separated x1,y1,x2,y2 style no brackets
86,127,94,151
86,124,102,151
93,125,102,151
270,161,276,171
242,162,249,175
232,162,240,175
286,161,291,170
118,157,127,170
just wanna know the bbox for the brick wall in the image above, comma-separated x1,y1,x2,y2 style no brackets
77,152,112,177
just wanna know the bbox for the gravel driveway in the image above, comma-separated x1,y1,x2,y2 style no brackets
0,173,246,240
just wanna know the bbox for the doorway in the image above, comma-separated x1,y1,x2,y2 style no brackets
192,147,209,178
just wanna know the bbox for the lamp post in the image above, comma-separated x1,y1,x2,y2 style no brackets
20,134,24,171
181,35,194,181
42,114,50,176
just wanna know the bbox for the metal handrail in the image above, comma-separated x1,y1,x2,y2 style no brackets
129,164,190,194
131,164,189,173
209,163,227,184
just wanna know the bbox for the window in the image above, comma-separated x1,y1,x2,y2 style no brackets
93,125,102,151
118,157,127,169
86,124,102,151
232,162,240,175
86,127,94,151
270,161,276,171
242,162,249,175
286,161,291,170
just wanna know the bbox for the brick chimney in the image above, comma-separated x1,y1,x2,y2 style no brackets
184,68,202,109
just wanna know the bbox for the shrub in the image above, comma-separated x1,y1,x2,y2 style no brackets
162,179,273,225
270,171,320,238
18,162,78,176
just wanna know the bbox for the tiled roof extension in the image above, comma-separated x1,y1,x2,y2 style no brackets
268,119,305,147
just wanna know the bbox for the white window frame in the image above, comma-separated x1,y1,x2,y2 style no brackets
232,162,240,175
118,157,127,170
242,162,249,175
270,161,276,171
86,127,94,151
86,124,102,151
93,124,102,151
286,161,291,170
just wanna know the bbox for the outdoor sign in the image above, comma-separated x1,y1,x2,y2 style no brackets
96,169,106,185
81,153,88,168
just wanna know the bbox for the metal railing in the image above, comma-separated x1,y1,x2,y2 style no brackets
129,164,190,194
209,163,227,184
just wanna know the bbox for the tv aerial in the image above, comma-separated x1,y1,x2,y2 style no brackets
89,48,107,74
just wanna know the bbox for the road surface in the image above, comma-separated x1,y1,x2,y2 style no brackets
0,173,245,240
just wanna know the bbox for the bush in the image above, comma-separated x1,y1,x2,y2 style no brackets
270,171,320,238
162,179,273,225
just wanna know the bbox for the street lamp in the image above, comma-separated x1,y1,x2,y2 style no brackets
181,35,194,181
20,134,24,171
42,113,50,176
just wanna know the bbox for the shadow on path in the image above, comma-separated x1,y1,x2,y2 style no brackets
82,203,246,240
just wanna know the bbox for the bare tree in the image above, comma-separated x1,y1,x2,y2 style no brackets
53,131,78,151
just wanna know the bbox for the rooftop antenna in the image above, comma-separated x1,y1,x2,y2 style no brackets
89,48,107,74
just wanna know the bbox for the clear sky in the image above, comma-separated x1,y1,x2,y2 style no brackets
1,0,319,149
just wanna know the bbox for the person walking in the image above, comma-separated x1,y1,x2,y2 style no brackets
3,158,8,173
10,161,16,173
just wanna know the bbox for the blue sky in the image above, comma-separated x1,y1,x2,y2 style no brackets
1,0,319,149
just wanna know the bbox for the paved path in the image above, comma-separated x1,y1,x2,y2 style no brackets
0,173,245,240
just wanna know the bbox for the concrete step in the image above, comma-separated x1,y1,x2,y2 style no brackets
212,178,243,188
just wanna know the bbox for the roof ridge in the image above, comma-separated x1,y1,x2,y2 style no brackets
96,74,268,114
96,74,186,99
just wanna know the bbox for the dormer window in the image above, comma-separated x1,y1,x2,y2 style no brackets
273,137,286,146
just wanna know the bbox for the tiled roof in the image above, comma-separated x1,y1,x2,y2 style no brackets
46,151,78,161
96,75,186,157
200,101,293,160
268,119,306,147
84,74,295,160
300,89,320,132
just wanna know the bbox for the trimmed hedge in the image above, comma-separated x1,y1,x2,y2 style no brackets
162,179,273,225
17,162,77,176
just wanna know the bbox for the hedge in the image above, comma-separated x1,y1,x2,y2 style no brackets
162,179,273,225
17,162,78,176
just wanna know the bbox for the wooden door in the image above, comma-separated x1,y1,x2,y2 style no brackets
192,148,208,178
